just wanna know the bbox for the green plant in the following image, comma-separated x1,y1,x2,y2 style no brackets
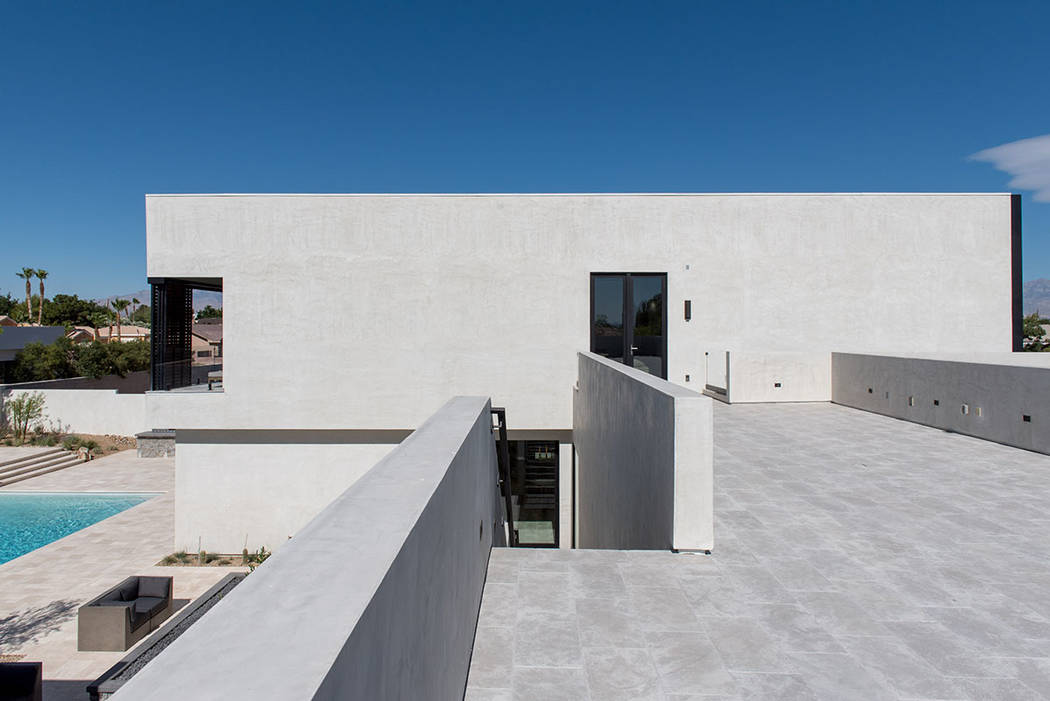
246,546,271,573
62,435,81,451
5,392,46,442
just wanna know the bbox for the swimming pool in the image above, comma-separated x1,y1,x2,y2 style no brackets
0,492,157,565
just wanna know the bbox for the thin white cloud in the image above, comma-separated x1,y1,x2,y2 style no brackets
971,133,1050,202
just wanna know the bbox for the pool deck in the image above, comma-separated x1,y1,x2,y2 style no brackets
0,450,243,701
468,403,1050,700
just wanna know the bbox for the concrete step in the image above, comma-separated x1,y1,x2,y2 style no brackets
0,455,84,486
0,447,65,470
0,454,85,487
0,449,76,476
0,452,84,483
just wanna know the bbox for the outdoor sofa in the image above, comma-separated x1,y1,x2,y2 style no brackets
77,576,174,651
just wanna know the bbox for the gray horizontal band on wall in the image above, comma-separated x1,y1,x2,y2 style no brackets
174,428,575,445
174,429,414,445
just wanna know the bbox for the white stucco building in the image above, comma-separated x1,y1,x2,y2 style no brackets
141,193,1023,552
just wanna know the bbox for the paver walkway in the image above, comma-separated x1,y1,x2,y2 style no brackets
0,450,244,700
467,402,1050,700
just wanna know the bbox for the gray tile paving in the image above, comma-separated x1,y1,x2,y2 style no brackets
467,403,1050,700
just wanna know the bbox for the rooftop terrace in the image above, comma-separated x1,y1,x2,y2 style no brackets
467,402,1050,700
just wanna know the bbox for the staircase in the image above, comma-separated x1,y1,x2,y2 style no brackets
0,448,85,487
521,442,558,510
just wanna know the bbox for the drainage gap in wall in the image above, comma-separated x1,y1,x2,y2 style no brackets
976,407,983,417
961,404,969,415
908,396,915,407
867,387,873,394
933,400,940,406
774,382,782,388
1023,414,1032,423
884,391,890,399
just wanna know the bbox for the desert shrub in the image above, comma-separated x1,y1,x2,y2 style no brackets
5,392,46,442
246,546,271,573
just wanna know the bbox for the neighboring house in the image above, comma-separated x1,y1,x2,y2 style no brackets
0,315,18,327
191,322,222,363
66,326,99,343
96,325,150,343
0,325,66,382
141,192,1023,554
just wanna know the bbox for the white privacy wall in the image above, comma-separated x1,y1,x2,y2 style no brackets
726,352,832,403
174,439,396,553
2,388,146,436
145,193,1015,431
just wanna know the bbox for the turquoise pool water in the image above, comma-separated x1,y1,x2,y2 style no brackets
0,492,156,565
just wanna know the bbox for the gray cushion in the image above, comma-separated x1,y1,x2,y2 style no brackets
118,580,139,601
129,607,151,631
137,577,170,599
133,597,165,616
94,600,131,607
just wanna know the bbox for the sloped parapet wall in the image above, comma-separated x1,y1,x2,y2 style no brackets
573,352,713,551
832,352,1050,455
112,396,502,701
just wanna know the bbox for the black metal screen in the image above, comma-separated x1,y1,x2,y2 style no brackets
150,280,193,390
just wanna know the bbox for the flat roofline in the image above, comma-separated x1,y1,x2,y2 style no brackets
145,192,1014,198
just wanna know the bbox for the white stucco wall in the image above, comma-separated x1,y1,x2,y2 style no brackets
2,388,146,436
726,352,832,403
174,438,396,553
145,193,1015,431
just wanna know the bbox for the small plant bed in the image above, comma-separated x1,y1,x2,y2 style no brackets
0,432,132,456
157,547,270,569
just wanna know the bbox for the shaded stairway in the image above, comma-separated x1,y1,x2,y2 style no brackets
0,448,85,487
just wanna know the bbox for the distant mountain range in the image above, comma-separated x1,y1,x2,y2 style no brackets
95,288,222,313
1026,279,1050,316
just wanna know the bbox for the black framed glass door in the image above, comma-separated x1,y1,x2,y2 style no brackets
590,273,667,379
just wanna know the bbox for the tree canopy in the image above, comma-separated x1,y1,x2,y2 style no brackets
9,338,150,382
1022,312,1050,352
195,305,222,320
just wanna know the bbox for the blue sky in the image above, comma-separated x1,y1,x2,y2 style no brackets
1,1,1048,299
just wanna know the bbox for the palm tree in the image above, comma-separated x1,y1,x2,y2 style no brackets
35,269,47,325
111,298,129,341
16,268,34,323
129,297,141,321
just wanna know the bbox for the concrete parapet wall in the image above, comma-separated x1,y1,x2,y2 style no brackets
832,352,1050,455
0,388,146,436
727,352,832,403
113,396,502,701
573,352,713,551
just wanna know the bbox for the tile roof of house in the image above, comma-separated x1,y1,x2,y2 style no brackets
0,326,66,351
96,325,150,338
192,322,222,343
